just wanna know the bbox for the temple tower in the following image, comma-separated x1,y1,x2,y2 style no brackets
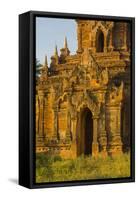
76,20,130,54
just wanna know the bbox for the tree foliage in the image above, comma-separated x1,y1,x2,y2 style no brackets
36,59,42,77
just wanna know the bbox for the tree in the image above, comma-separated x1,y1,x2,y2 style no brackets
36,59,42,77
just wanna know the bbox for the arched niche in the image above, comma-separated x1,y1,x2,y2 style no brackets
77,107,93,156
96,29,104,52
58,94,68,139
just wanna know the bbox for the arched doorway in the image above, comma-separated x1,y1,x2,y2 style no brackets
96,30,104,52
77,108,93,156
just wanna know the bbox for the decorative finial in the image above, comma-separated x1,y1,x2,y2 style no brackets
54,45,58,56
45,55,48,67
64,36,68,49
39,55,48,79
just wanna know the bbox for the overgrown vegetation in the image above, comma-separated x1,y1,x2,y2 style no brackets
36,153,130,183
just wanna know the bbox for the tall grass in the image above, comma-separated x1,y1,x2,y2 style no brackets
36,153,130,183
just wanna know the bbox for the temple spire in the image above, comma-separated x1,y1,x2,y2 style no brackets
45,55,48,67
39,55,48,80
64,36,68,49
59,37,70,63
54,45,58,56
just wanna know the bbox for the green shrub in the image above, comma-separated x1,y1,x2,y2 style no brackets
36,153,62,168
36,153,130,183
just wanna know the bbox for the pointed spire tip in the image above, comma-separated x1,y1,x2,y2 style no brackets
45,55,48,66
54,45,58,56
64,36,68,48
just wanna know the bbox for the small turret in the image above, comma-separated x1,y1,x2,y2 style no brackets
49,45,59,75
39,55,48,80
50,45,59,69
44,55,48,67
59,36,70,63
64,36,68,49
54,45,58,57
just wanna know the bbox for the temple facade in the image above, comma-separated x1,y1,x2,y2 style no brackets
36,20,131,158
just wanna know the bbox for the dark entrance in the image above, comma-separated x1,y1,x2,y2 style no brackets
77,108,93,156
84,109,93,155
96,30,104,52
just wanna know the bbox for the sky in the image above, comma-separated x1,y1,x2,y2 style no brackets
36,17,77,66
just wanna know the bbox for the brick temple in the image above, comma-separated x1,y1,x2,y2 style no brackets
36,20,131,158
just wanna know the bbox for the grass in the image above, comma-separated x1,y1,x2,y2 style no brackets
36,153,130,183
